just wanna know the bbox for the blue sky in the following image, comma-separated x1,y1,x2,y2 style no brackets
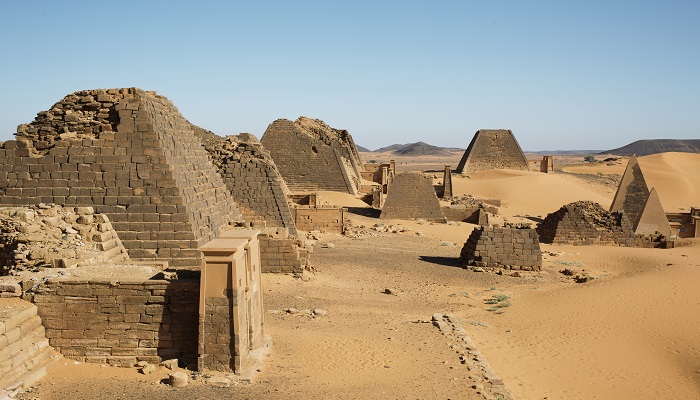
1,1,698,151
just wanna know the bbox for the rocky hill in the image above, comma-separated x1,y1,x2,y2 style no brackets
602,139,700,156
362,141,463,155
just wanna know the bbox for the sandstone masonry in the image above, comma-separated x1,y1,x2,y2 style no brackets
456,129,530,173
459,226,542,270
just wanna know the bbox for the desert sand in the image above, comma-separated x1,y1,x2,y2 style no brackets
22,152,700,400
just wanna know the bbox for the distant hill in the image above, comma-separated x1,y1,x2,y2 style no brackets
362,141,463,156
601,139,700,156
356,145,371,152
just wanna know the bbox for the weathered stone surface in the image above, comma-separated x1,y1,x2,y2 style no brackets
537,201,641,246
460,225,542,270
380,173,446,223
610,154,649,228
456,129,530,173
636,187,672,237
261,117,363,195
0,88,243,267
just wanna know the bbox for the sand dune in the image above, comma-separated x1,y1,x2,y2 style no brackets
451,169,613,217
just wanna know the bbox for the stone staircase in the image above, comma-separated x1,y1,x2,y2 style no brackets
0,298,60,395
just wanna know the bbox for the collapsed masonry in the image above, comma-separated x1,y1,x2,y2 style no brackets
203,134,297,236
456,129,530,173
380,172,447,223
0,204,129,275
0,88,241,268
537,201,641,246
609,155,671,237
459,225,542,270
261,117,364,195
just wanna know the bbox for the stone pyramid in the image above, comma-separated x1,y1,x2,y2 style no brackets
380,172,446,222
455,129,530,173
635,187,672,237
0,88,241,267
261,117,364,195
609,155,650,228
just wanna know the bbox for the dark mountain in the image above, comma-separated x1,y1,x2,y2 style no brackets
601,139,700,156
366,141,463,155
356,145,372,152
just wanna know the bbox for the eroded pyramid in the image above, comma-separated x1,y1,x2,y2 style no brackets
0,88,241,267
609,154,650,226
635,187,672,237
455,129,530,173
380,172,446,222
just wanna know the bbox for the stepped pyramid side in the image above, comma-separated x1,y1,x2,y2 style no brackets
261,117,362,195
456,129,530,173
635,187,672,237
380,172,446,222
0,88,241,267
609,154,650,228
205,133,297,235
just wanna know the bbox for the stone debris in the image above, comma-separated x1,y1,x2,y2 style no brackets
160,359,178,370
169,371,188,388
0,204,129,275
430,313,513,400
536,201,641,246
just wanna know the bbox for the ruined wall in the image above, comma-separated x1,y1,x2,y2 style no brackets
0,88,241,267
205,134,297,236
380,172,447,223
259,233,310,274
459,225,542,270
1,205,128,275
456,129,530,173
260,117,363,195
537,201,641,246
293,206,345,233
0,299,52,391
32,278,199,367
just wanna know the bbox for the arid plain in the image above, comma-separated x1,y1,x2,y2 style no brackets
18,151,699,400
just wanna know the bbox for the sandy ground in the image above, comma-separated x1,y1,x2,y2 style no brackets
13,152,700,400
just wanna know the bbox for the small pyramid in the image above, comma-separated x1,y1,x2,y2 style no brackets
380,172,446,222
635,187,671,237
609,154,650,227
455,129,530,173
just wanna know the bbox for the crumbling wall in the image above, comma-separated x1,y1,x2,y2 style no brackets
260,117,363,195
380,173,447,223
259,232,310,274
0,205,129,275
32,278,199,367
537,201,641,246
205,134,297,235
456,129,530,173
293,206,345,233
0,88,241,267
459,225,542,270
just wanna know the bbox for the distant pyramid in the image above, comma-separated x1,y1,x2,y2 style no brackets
455,129,530,173
380,172,446,222
635,187,672,237
609,155,650,226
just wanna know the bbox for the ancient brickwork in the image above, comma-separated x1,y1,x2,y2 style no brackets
261,117,363,195
609,155,649,227
537,201,641,246
259,233,310,274
1,205,128,274
459,226,542,270
32,278,199,367
0,88,241,267
0,299,53,392
294,206,345,233
442,165,453,198
380,173,447,223
636,188,672,237
456,129,530,173
205,134,297,235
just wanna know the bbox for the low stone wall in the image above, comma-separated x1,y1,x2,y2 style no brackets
460,226,542,270
0,298,53,392
32,278,199,367
293,206,345,233
259,234,310,274
441,205,488,224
